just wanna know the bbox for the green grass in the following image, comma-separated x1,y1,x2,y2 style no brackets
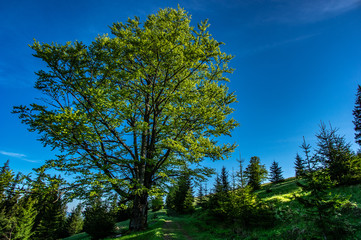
64,178,361,240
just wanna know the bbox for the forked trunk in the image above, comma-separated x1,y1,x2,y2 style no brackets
129,191,149,231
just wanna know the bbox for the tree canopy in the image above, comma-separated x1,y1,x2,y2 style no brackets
13,7,238,230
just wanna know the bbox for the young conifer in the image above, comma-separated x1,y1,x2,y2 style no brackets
294,153,305,178
269,160,284,183
244,156,268,190
353,85,361,147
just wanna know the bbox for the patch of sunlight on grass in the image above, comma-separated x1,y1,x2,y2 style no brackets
62,232,90,240
264,193,294,202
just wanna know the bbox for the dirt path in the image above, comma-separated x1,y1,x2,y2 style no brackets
163,219,193,240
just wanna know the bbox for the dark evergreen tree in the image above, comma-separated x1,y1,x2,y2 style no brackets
83,199,115,240
0,161,36,240
212,174,222,194
165,174,194,213
206,174,223,217
236,155,246,188
244,156,268,190
30,172,67,240
12,197,37,240
66,204,84,236
269,160,284,183
220,166,230,193
165,187,176,210
353,84,361,147
197,183,204,205
33,188,67,240
183,189,195,214
296,138,355,239
294,153,305,178
173,174,194,213
315,122,360,185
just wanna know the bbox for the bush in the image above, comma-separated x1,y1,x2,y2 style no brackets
83,202,115,240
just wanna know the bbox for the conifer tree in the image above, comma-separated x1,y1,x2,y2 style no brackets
12,197,37,240
353,84,361,147
66,204,83,236
315,122,360,185
173,174,193,213
269,160,284,183
220,166,230,193
83,199,115,240
294,153,305,177
33,189,67,240
183,189,195,214
30,172,67,240
0,161,36,240
236,155,246,188
296,137,354,239
197,183,204,205
244,156,268,190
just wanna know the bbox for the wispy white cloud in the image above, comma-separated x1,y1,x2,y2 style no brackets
0,150,39,163
0,151,26,158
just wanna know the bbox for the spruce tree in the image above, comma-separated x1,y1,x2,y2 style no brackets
66,204,83,236
173,174,193,213
0,161,36,240
294,153,305,178
315,122,360,185
296,137,354,239
183,189,195,214
83,199,115,240
30,172,67,240
12,197,37,240
269,160,284,183
236,156,246,188
220,166,230,193
197,183,204,205
244,156,268,190
33,189,67,240
353,84,361,147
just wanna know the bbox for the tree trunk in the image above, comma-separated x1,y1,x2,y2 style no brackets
129,191,149,231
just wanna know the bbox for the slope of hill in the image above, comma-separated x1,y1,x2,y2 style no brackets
63,177,361,240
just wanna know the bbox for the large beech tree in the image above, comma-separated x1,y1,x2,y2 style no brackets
14,7,238,231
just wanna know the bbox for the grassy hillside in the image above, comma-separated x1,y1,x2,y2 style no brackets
63,177,361,240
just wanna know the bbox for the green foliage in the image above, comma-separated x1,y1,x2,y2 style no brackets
244,156,268,190
296,138,357,239
30,170,67,240
150,195,164,212
83,200,116,240
13,6,238,231
236,156,247,189
0,161,36,240
353,84,361,147
294,153,305,178
269,160,284,183
315,122,361,185
220,166,230,193
66,204,84,236
166,174,194,214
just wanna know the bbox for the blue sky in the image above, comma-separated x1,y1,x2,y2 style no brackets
1,0,361,183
